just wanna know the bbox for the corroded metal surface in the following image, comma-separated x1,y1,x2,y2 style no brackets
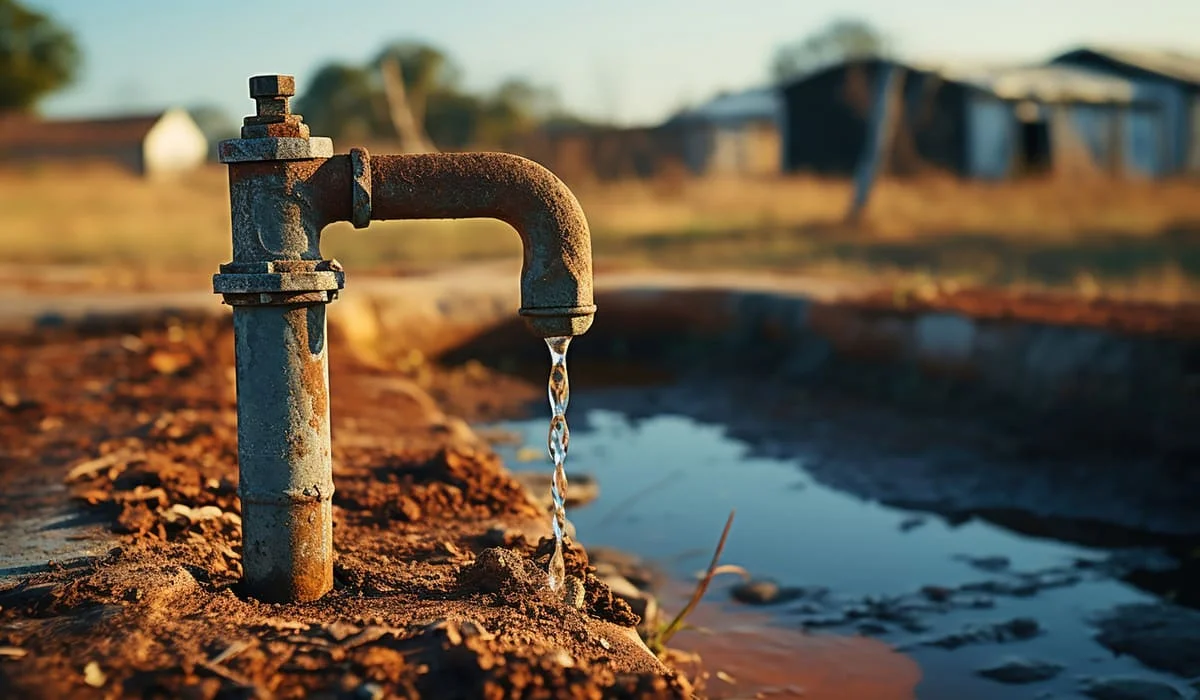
213,73,596,603
219,136,332,162
370,153,596,337
349,147,372,229
233,304,334,602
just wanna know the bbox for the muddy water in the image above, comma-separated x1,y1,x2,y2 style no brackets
487,395,1194,700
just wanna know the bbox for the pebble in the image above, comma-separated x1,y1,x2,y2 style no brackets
600,573,659,627
83,661,107,688
958,555,1011,572
731,579,803,606
1081,677,1186,700
1094,603,1200,678
355,682,386,700
917,617,1041,650
974,656,1063,684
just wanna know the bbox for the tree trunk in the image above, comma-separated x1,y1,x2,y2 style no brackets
846,63,904,224
380,57,438,154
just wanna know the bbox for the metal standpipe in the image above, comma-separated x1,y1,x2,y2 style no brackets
214,74,596,603
214,75,343,603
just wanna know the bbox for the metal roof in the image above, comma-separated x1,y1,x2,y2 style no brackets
1056,45,1200,86
669,87,780,125
782,58,1143,104
0,110,173,150
927,63,1140,104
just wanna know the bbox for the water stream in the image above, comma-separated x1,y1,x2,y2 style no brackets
544,336,572,592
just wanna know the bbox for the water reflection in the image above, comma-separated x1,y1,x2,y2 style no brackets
486,404,1192,700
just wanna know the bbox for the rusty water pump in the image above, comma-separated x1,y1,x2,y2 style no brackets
213,74,595,603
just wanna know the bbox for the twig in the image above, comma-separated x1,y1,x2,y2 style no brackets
655,510,735,648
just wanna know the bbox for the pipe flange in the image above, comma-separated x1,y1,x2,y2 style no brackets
221,290,338,306
219,136,334,163
213,270,344,294
350,147,372,229
213,259,346,305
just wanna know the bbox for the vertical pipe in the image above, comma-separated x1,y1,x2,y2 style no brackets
232,302,334,602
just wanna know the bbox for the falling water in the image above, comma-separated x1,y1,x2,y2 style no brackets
545,336,572,592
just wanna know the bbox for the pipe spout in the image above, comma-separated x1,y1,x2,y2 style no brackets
367,153,596,338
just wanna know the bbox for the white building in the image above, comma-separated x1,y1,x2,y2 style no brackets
0,108,209,178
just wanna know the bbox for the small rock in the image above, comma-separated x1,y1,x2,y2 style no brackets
163,504,226,525
1081,677,1185,700
975,657,1063,684
921,617,1041,650
800,615,849,629
921,585,954,603
562,576,586,610
147,349,193,375
899,516,927,532
1100,549,1180,576
731,579,802,606
588,547,658,589
462,548,526,594
601,573,659,627
1094,603,1200,678
550,649,575,668
959,555,1011,572
355,682,386,700
83,661,107,688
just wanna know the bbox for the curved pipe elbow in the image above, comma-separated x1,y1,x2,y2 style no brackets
366,152,595,337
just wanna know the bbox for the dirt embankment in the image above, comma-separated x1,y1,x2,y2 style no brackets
0,319,693,699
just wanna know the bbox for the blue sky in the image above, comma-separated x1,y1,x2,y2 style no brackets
31,0,1200,126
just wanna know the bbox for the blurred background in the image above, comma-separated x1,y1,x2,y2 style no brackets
2,0,1199,300
4,5,1200,698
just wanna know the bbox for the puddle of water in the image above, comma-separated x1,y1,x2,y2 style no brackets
487,404,1191,700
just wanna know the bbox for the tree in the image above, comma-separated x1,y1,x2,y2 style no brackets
771,18,889,83
295,41,574,151
372,41,460,125
473,78,563,147
293,63,385,141
0,0,80,112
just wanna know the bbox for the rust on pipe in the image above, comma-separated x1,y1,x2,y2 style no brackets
217,74,597,605
368,153,596,337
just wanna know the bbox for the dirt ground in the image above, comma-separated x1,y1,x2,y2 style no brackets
0,317,696,699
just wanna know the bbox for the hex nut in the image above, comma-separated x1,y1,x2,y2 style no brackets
249,74,295,98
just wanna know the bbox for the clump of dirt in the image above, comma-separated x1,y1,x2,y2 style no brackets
0,319,692,699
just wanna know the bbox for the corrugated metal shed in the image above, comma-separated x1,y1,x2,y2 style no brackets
780,58,1173,179
1052,46,1200,174
1055,46,1200,87
935,64,1142,104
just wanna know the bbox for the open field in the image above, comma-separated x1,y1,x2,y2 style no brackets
4,163,1200,301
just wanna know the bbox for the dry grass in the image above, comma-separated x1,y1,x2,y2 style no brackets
3,162,1200,301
